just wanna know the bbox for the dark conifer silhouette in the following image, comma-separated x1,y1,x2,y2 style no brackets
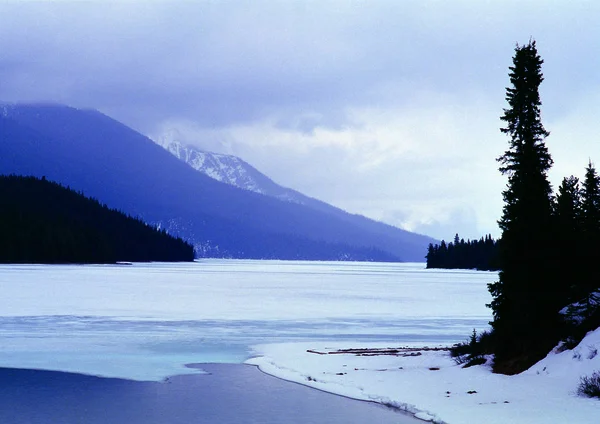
455,42,600,374
553,176,584,303
555,176,582,233
579,161,600,298
426,234,499,271
487,40,559,373
0,175,194,263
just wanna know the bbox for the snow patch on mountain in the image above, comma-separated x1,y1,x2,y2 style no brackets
163,140,264,193
155,138,306,204
152,136,437,262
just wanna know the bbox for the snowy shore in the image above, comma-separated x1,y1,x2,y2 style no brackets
247,328,600,424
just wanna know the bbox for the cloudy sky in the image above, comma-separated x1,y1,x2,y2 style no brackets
2,1,600,240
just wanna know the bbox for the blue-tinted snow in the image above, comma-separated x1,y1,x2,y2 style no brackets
0,260,496,380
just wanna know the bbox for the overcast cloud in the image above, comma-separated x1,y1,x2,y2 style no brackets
2,1,600,240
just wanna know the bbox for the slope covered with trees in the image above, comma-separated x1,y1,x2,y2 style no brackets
0,175,194,263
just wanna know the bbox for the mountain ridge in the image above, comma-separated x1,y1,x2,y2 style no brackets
156,138,436,260
157,139,298,202
0,103,435,261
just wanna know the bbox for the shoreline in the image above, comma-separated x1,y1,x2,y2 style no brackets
246,344,445,422
246,337,600,424
248,362,426,421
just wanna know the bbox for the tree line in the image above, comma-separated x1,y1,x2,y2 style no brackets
426,234,499,271
451,41,599,374
489,40,600,374
0,175,194,263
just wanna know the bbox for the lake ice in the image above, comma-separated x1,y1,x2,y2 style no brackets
0,260,496,380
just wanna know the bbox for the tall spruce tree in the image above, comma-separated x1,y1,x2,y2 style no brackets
488,40,559,373
579,161,600,298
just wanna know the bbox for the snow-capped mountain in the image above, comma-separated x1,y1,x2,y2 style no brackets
160,141,263,193
155,138,437,261
156,139,305,204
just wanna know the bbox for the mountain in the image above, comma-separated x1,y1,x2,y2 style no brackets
158,139,437,260
157,139,297,201
0,175,194,263
0,103,435,261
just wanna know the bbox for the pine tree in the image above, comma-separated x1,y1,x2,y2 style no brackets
581,161,600,236
425,243,436,268
580,161,600,298
555,176,581,232
554,176,583,302
488,40,559,373
425,234,499,271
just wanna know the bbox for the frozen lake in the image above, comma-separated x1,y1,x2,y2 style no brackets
0,260,496,380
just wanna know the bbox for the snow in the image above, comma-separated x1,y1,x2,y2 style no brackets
414,412,436,422
156,138,265,193
247,330,600,424
155,138,312,203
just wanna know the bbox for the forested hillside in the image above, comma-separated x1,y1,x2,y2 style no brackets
0,175,194,263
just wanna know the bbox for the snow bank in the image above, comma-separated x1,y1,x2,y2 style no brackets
247,329,600,424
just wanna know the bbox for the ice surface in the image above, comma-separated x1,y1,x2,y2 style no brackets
0,260,494,320
0,260,495,380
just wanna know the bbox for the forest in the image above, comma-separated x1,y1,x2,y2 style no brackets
0,175,194,263
448,41,599,374
425,234,499,271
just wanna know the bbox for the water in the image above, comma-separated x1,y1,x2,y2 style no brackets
0,364,421,424
0,260,496,380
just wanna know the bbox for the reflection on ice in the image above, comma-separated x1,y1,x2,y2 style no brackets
0,260,497,380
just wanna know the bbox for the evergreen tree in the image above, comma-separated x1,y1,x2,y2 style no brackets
554,176,583,302
581,161,600,235
555,176,582,233
426,243,436,266
425,234,499,271
488,40,559,373
579,161,600,298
